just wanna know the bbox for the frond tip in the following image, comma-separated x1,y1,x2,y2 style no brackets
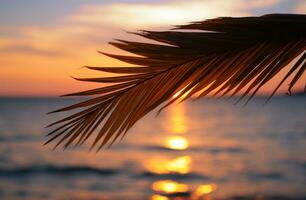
47,14,306,151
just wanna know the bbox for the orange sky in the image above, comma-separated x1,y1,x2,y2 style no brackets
0,0,305,97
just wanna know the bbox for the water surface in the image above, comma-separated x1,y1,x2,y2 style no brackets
0,96,305,200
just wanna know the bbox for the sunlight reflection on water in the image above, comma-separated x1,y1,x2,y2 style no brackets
145,156,191,175
164,136,189,150
150,103,217,200
165,103,188,134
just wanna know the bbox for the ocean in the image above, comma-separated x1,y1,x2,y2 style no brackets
0,96,305,200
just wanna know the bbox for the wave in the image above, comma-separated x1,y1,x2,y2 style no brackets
245,171,284,180
138,171,209,180
142,145,247,154
108,142,247,154
0,165,119,176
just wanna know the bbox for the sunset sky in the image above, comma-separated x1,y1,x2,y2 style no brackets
0,0,305,97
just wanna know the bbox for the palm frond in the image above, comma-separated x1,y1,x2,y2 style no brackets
47,14,306,151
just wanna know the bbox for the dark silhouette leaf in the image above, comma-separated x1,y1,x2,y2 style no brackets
47,14,306,151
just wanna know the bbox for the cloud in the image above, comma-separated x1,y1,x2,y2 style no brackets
242,0,282,8
0,45,64,57
2,0,301,96
66,0,282,29
1,0,284,59
66,1,244,29
294,1,306,13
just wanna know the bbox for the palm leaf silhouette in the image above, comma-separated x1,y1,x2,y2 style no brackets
46,14,306,151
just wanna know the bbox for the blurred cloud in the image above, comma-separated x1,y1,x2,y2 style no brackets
66,0,282,28
1,0,285,59
0,0,304,96
244,0,282,8
0,45,63,57
294,1,306,13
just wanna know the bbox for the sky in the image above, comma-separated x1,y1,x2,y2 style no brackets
0,0,305,97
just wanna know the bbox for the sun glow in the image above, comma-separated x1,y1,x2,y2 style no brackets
152,180,189,194
67,1,214,28
145,156,191,174
165,136,189,150
173,89,183,99
172,86,193,99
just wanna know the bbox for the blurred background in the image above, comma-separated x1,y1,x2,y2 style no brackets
0,0,305,199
